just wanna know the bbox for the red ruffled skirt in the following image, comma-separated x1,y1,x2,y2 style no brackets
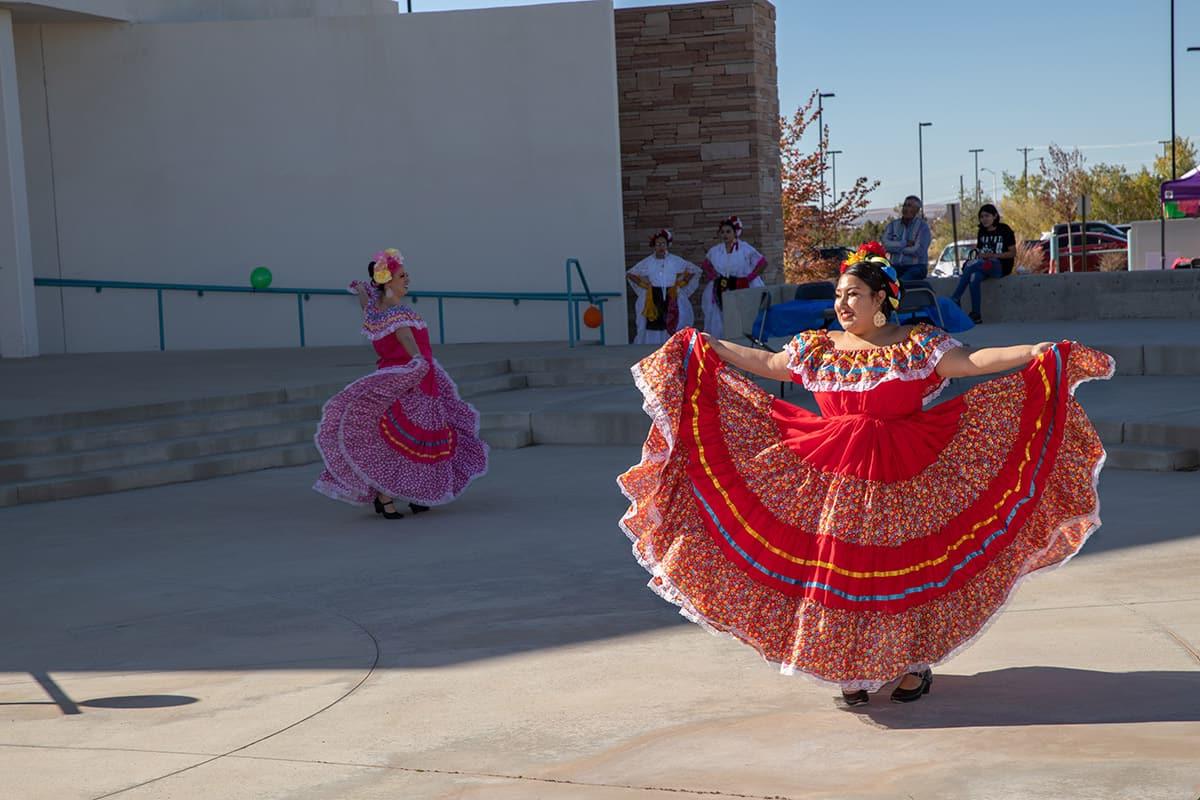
618,330,1114,688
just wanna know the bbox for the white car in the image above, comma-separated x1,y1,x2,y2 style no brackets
931,240,976,278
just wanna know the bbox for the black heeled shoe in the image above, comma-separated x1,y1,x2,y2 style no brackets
840,690,869,707
379,500,404,520
373,497,385,515
890,669,932,704
408,503,430,515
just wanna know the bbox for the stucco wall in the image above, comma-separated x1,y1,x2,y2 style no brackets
16,0,627,352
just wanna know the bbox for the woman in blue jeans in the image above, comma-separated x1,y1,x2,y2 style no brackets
952,203,1015,323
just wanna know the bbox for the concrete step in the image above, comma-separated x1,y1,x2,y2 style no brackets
531,410,648,447
480,411,533,430
443,359,513,382
0,421,316,483
1105,443,1200,472
1,442,321,507
0,359,513,439
0,401,324,460
0,388,296,437
480,426,533,450
524,371,633,388
456,373,529,398
509,355,644,374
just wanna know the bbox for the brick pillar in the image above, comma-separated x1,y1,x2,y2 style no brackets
615,0,781,341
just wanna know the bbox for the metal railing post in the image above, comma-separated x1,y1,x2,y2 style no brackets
296,294,307,347
437,297,445,344
156,289,165,351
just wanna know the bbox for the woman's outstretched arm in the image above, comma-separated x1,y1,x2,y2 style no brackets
702,333,794,382
936,341,1055,379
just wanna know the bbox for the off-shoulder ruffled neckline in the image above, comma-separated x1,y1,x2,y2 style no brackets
815,323,931,354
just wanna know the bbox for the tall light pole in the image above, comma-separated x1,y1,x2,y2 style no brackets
817,92,835,213
828,149,843,204
917,122,932,206
981,167,998,202
969,148,984,206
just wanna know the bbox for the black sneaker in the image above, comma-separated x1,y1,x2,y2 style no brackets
968,311,982,324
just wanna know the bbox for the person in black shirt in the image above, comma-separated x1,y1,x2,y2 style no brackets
951,203,1015,323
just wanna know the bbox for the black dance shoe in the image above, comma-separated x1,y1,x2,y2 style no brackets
841,690,870,707
890,669,933,704
379,500,404,520
373,497,385,515
408,503,430,515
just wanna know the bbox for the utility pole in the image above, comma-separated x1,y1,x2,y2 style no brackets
828,150,843,205
969,149,984,207
1017,147,1033,192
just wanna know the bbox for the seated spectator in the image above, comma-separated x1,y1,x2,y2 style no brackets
951,203,1016,323
882,195,932,280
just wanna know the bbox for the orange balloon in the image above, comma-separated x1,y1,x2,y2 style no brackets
583,305,603,329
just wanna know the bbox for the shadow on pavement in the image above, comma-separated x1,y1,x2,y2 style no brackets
854,666,1200,728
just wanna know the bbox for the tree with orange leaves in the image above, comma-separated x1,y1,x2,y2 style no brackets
781,91,880,282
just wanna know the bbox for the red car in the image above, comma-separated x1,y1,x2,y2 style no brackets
1030,232,1128,273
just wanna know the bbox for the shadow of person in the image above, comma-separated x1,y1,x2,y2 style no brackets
852,667,1200,728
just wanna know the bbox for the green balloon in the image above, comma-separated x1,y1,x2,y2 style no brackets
250,266,272,290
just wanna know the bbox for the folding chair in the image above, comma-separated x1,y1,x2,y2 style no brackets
743,289,792,398
896,279,946,328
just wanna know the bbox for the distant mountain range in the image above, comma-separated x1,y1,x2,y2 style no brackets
854,203,949,225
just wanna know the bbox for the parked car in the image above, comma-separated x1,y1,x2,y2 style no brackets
1029,232,1128,273
1051,221,1128,241
930,240,976,277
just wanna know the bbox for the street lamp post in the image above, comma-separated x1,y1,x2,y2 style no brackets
917,122,932,205
817,92,835,213
981,167,998,202
828,150,843,205
969,148,984,206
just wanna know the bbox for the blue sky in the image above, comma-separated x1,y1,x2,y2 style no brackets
396,0,1200,209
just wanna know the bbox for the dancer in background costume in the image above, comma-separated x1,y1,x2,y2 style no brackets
627,228,700,345
314,249,488,520
619,241,1114,705
699,215,768,339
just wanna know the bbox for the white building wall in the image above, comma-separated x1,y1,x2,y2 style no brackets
16,0,627,352
1127,217,1200,271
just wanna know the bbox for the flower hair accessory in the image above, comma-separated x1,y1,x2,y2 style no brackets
372,248,404,285
719,216,744,237
841,241,901,308
648,228,673,247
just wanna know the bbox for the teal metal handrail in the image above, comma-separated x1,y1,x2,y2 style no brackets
565,258,608,348
34,272,619,351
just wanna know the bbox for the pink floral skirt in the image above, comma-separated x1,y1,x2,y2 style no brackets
313,359,488,507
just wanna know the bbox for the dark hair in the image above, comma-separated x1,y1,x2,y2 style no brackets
840,262,897,317
904,194,923,207
367,261,387,291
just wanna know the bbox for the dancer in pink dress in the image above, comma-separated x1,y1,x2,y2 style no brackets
314,249,489,519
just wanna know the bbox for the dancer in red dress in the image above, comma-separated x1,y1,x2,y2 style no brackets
618,242,1113,705
314,249,488,519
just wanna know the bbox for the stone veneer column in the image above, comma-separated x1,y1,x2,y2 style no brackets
614,0,781,340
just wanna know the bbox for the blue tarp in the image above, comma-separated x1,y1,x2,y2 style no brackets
751,296,974,341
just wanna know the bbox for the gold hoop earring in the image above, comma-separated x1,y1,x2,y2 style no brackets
873,310,888,327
